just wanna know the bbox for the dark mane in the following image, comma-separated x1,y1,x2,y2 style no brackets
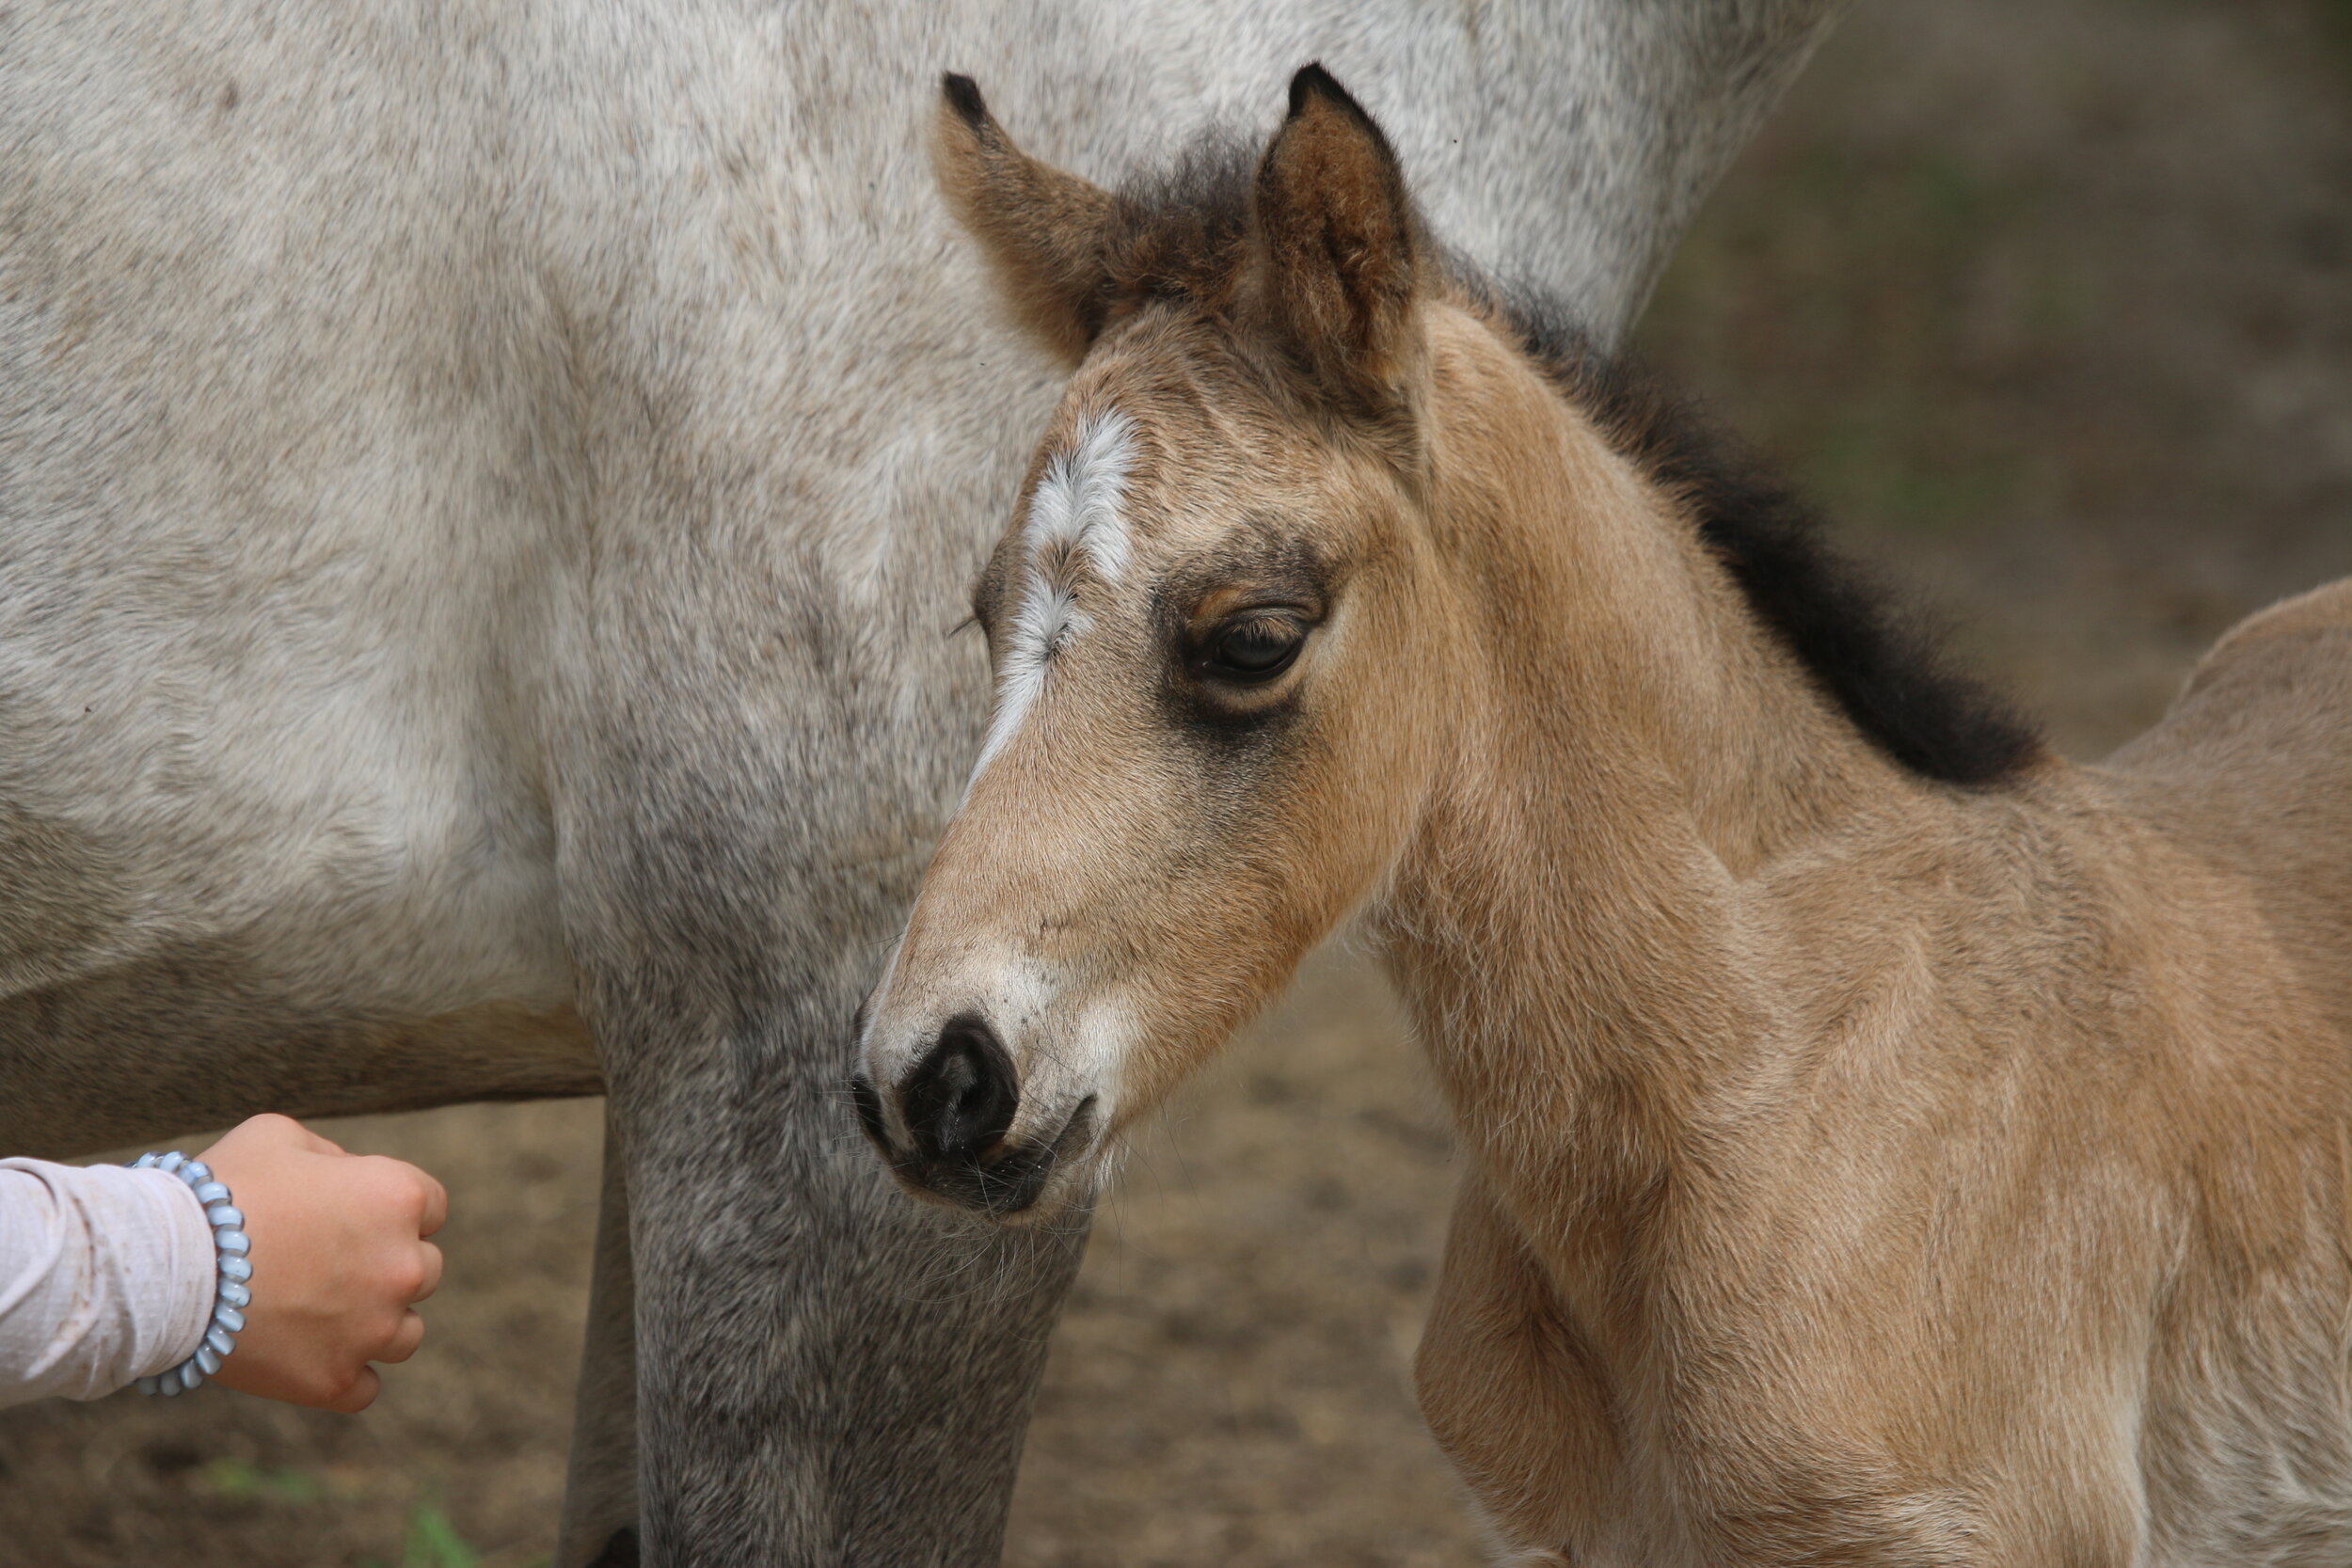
1489,287,2042,786
1094,134,2043,788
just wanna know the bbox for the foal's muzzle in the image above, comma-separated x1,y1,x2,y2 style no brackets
850,1013,1095,1217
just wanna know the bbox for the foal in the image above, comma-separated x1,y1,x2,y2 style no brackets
857,67,2352,1564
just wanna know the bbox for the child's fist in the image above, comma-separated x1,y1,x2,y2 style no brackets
195,1115,446,1411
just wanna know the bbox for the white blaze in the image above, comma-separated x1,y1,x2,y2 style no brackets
967,408,1137,784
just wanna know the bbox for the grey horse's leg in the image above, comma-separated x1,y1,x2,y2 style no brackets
548,697,1085,1563
560,1106,643,1568
597,983,1086,1565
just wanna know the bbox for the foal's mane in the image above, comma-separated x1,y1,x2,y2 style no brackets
1488,286,2044,787
1089,136,2043,789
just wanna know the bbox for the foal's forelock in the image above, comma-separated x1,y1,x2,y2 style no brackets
969,407,1139,785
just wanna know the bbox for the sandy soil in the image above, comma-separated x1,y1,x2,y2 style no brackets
3,1,2346,1561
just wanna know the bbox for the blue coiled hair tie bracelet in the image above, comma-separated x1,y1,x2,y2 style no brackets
124,1150,252,1395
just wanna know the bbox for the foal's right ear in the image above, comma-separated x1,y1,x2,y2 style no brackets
934,74,1119,366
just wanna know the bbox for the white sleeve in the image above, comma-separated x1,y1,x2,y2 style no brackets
0,1159,218,1405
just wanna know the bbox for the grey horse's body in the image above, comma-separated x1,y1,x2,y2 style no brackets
0,4,1842,1561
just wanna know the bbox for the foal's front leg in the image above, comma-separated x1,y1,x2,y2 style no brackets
1416,1173,2030,1566
1415,1171,1619,1563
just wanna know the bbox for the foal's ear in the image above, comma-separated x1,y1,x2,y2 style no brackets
934,73,1119,366
1249,66,1423,414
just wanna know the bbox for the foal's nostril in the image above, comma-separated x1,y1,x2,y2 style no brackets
899,1013,1020,1164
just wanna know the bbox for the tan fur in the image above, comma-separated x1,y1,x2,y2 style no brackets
866,74,2352,1564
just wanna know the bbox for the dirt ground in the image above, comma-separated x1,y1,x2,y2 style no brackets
3,0,2347,1561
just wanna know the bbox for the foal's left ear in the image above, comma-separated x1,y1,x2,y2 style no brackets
1249,66,1424,417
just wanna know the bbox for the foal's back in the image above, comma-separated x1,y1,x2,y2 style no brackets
2106,578,2352,1039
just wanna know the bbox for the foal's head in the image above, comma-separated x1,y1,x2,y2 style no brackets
852,68,1461,1218
852,67,2032,1219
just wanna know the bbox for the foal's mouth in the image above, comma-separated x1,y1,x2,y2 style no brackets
849,1077,1100,1220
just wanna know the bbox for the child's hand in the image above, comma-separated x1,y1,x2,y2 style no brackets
193,1114,447,1412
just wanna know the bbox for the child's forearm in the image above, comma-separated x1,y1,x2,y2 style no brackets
0,1158,215,1404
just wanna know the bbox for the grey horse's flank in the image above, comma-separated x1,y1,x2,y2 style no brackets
0,3,1844,1561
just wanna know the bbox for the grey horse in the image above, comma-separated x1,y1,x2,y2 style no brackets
0,3,1844,1561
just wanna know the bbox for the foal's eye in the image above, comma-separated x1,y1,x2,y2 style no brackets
1200,614,1307,683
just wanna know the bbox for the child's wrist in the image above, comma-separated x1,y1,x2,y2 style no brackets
121,1163,220,1378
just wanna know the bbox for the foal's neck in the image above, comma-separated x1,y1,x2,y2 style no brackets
1370,308,1947,1297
